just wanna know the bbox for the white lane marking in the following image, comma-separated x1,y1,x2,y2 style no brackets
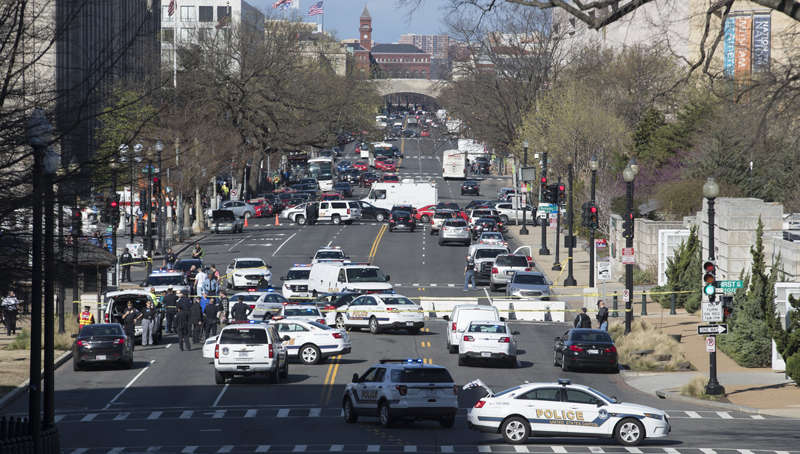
181,447,198,453
70,450,88,454
404,447,418,453
212,383,229,407
309,408,321,417
718,411,734,419
590,448,605,453
146,447,161,452
278,408,290,417
107,448,125,454
477,448,491,453
180,411,193,419
441,447,454,453
552,447,567,453
228,234,252,252
147,412,162,420
515,447,530,452
255,447,271,452
113,412,129,421
293,446,307,452
686,411,701,418
326,240,332,247
738,450,754,454
212,410,226,418
751,414,765,419
245,409,258,418
330,446,344,452
55,415,65,422
166,344,171,348
367,447,380,452
217,447,234,453
663,449,680,454
625,448,642,453
273,233,298,257
483,288,492,300
81,414,97,422
700,449,717,454
448,284,455,287
104,360,155,409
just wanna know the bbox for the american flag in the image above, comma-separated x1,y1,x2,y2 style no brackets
271,0,290,8
168,0,175,16
308,1,323,16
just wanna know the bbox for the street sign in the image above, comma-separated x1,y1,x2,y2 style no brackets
718,280,744,293
706,336,716,352
622,289,630,302
697,324,728,335
621,247,635,265
549,217,557,229
597,262,612,281
702,301,723,322
595,239,608,249
230,189,239,198
538,204,557,213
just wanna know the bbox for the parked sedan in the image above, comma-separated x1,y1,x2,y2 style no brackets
333,182,353,197
209,201,258,219
389,211,416,232
461,180,480,196
72,323,134,371
356,201,390,222
554,328,618,373
505,271,551,300
413,204,437,223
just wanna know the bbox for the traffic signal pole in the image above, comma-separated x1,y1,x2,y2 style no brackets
539,149,550,255
704,192,725,396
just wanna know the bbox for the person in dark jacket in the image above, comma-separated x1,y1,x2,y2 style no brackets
121,302,142,350
256,275,270,290
175,306,191,351
596,300,609,331
189,297,204,343
203,301,220,339
162,288,179,333
176,290,192,312
120,248,133,282
574,307,592,329
230,296,253,322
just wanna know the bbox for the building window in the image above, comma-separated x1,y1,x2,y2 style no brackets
421,70,426,78
198,28,212,42
413,70,419,78
180,6,195,22
180,27,193,43
162,6,174,22
217,6,229,21
162,28,175,43
199,6,214,22
161,48,174,67
404,70,410,78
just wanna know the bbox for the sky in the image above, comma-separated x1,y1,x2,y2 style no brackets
246,0,451,44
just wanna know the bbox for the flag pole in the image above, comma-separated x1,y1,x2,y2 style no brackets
174,0,178,92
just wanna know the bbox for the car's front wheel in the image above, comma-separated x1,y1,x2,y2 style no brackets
332,215,342,225
615,418,645,446
420,214,430,223
375,212,386,222
501,416,530,444
295,215,306,225
336,315,346,330
300,344,321,365
244,211,252,219
369,317,382,334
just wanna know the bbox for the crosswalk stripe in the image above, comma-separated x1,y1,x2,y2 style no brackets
147,411,162,420
114,413,130,421
81,413,97,422
217,446,234,453
146,447,161,452
255,446,271,452
552,447,567,453
590,448,605,453
278,409,290,417
626,448,642,453
212,410,226,418
738,450,754,454
515,447,530,452
441,447,454,453
686,411,701,418
55,415,65,422
717,411,734,419
367,447,380,452
664,449,680,454
404,447,417,453
309,408,321,417
180,411,193,419
700,449,717,454
330,446,344,452
477,447,491,453
751,414,765,419
70,450,88,454
181,447,197,454
293,446,307,452
107,449,124,454
245,409,258,418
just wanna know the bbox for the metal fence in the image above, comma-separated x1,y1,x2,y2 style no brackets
0,417,60,454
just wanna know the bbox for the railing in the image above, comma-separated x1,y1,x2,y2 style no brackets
0,417,60,454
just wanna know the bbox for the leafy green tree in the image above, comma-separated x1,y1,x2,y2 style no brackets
772,294,800,384
632,107,666,157
652,226,701,312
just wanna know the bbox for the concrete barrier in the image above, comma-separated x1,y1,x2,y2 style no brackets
490,299,566,322
419,299,477,318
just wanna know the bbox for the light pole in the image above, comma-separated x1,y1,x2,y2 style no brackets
43,145,59,428
26,107,52,451
622,157,638,334
110,157,119,286
520,139,530,235
539,144,550,255
552,176,562,271
146,147,154,274
703,177,725,396
155,140,164,255
69,160,80,320
588,154,599,288
564,155,577,286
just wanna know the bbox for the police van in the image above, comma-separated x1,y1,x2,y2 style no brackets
307,262,392,297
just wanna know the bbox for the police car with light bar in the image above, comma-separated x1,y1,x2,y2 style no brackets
465,378,670,446
272,318,351,364
141,270,186,294
311,246,350,264
230,289,288,321
279,304,326,325
342,359,458,428
334,293,424,334
281,264,312,301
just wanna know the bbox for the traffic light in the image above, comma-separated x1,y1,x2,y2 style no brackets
557,184,566,206
588,203,599,230
100,198,110,224
703,260,717,301
110,197,120,226
139,190,147,212
540,177,548,199
622,212,634,238
152,175,160,195
71,210,83,238
581,202,590,227
547,184,558,204
721,295,734,320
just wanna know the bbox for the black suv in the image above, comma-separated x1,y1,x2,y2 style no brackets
389,211,416,232
472,218,498,239
390,204,416,216
461,180,480,195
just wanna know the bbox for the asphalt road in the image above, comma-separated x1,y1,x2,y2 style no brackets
6,137,799,453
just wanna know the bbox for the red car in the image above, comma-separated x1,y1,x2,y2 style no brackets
320,192,344,201
413,204,437,222
376,159,397,172
420,130,430,137
381,174,400,183
359,172,380,187
373,156,388,168
249,200,272,218
353,161,369,171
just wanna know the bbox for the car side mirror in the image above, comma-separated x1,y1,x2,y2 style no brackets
71,334,77,338
513,331,521,336
596,400,605,407
352,373,360,383
280,277,286,281
385,275,390,281
554,337,561,342
345,256,350,260
499,317,506,322
268,265,272,269
442,315,449,321
282,335,291,342
139,283,146,287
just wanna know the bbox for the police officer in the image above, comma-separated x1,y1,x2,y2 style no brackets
464,254,476,291
77,305,95,332
121,302,142,350
176,290,192,312
175,306,191,351
120,248,133,282
2,291,20,336
230,295,253,322
163,247,178,270
141,300,158,346
203,300,220,339
162,288,179,333
190,297,204,343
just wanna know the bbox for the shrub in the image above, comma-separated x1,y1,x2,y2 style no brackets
786,353,800,386
632,267,658,285
681,376,710,399
609,320,688,371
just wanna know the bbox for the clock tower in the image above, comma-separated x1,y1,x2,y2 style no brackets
359,5,372,52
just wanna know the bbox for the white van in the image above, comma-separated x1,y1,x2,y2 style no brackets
442,305,504,353
307,262,393,297
362,180,438,211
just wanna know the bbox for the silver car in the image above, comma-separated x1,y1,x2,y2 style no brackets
430,210,456,235
439,219,470,246
489,254,531,292
217,201,257,219
477,232,507,246
505,271,551,300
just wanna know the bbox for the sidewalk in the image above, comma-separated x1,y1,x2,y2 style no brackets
505,223,800,418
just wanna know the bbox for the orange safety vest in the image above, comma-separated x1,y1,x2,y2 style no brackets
78,311,95,328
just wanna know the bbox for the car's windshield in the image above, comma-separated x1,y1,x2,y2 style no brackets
236,261,266,269
495,256,528,267
284,307,321,317
469,324,507,333
446,220,468,227
307,321,331,330
345,268,387,282
234,293,263,302
80,325,123,336
380,297,417,306
286,269,311,280
514,274,546,285
586,387,617,403
146,275,184,286
571,331,614,342
474,249,506,259
316,251,345,259
482,233,502,240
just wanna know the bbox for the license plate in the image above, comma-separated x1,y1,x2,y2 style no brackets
505,270,514,275
238,351,249,357
588,349,599,354
426,390,437,399
297,293,308,297
406,322,414,326
481,352,491,357
96,355,106,360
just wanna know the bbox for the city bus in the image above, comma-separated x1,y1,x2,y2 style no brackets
369,142,395,168
442,149,467,180
308,157,335,191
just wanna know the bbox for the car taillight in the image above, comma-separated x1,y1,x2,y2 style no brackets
463,335,474,342
498,337,510,343
332,332,343,339
77,340,87,347
269,344,274,359
453,385,459,395
215,344,219,359
386,307,397,311
492,267,498,274
604,346,617,353
347,209,350,215
249,304,255,309
474,400,486,408
104,313,109,323
324,305,336,311
451,322,457,333
317,319,326,325
390,219,395,223
525,268,531,271
113,338,125,345
570,345,584,352
395,385,408,396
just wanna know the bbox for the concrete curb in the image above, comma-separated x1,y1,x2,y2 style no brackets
655,389,763,414
0,350,73,413
174,234,207,256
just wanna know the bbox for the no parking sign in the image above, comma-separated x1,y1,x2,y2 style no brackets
706,336,716,352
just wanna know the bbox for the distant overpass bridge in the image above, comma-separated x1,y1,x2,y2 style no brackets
374,79,444,99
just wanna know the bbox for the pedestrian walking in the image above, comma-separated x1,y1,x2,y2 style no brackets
230,295,253,322
141,300,158,346
120,248,133,282
190,297,204,343
2,291,20,336
175,306,191,351
163,247,178,270
203,300,220,339
195,268,208,297
596,300,609,331
463,254,477,291
574,307,592,329
162,288,178,333
121,302,142,350
77,305,95,332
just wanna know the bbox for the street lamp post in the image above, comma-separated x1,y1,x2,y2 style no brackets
520,140,530,235
43,146,60,427
155,140,164,255
622,158,638,334
69,160,80,319
703,177,725,396
146,148,154,274
589,154,599,288
552,176,562,271
564,155,577,287
110,157,119,285
539,145,550,255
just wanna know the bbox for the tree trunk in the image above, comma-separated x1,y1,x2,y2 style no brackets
194,187,204,233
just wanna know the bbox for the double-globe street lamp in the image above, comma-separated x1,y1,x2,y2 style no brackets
589,154,599,288
155,140,164,255
703,177,725,396
520,140,530,235
110,156,119,285
564,155,577,286
622,157,638,334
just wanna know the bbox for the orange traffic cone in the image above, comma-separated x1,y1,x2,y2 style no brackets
275,213,280,226
244,217,249,227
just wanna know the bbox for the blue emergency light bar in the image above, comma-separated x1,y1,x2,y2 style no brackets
558,379,571,386
292,264,313,268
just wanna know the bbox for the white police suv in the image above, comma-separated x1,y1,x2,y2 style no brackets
465,378,670,446
343,359,458,428
334,294,424,335
212,321,289,385
311,246,350,264
281,264,312,301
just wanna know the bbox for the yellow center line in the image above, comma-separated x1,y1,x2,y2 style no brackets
318,355,337,406
369,224,387,261
324,355,341,405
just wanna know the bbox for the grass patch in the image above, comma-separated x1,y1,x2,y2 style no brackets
6,329,31,350
609,319,689,371
5,316,78,351
680,375,728,401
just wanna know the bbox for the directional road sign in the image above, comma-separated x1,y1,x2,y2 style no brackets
702,301,723,322
538,204,557,213
697,324,728,335
718,280,744,293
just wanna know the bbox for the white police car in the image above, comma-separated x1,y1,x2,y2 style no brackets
311,246,350,264
465,378,670,446
211,321,289,385
271,318,351,364
279,304,326,324
225,257,272,289
281,264,312,301
141,270,185,294
230,289,288,321
334,293,424,335
342,359,458,428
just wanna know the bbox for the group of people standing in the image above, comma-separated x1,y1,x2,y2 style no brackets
164,287,229,351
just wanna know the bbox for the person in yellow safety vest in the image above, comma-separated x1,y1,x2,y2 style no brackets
221,183,230,200
78,305,95,331
149,287,159,307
